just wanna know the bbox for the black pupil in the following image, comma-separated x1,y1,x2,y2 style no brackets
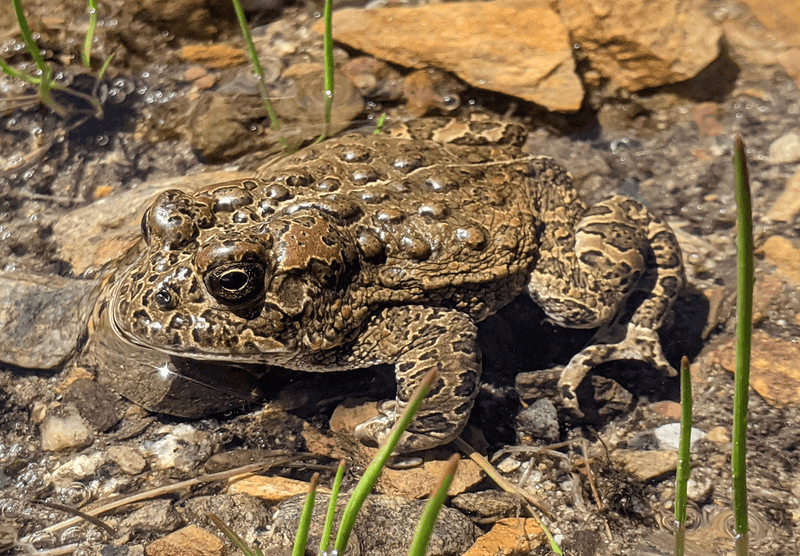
219,269,249,291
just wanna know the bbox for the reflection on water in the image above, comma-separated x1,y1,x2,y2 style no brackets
635,502,787,555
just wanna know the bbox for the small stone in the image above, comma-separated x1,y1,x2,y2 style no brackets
183,66,208,82
692,102,723,137
146,526,224,556
767,167,800,222
611,449,679,481
762,236,800,285
451,490,519,518
183,493,270,533
194,74,217,90
516,398,559,442
140,424,213,471
227,475,323,504
496,456,521,473
654,423,706,451
0,273,100,369
767,132,800,165
123,499,184,535
706,426,730,444
108,446,147,475
40,404,93,451
94,185,114,199
653,401,683,420
51,452,106,486
687,475,714,501
462,518,545,556
178,44,247,69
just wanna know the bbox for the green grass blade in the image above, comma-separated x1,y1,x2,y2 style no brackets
732,134,752,555
0,56,39,85
230,0,281,132
319,459,346,555
333,369,439,554
373,114,387,135
673,355,692,556
292,472,320,556
321,0,334,140
12,0,48,74
406,454,460,556
83,0,98,68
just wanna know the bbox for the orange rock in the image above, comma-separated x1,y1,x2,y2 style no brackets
692,102,723,137
778,48,800,87
555,0,721,91
761,236,800,285
654,401,682,420
179,44,247,69
227,475,329,504
741,0,800,46
713,330,800,407
463,518,545,556
320,1,583,111
146,525,224,556
766,167,800,223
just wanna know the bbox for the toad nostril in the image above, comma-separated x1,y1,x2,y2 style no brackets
154,288,175,309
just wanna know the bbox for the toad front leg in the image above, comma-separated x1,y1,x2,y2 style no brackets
347,306,481,453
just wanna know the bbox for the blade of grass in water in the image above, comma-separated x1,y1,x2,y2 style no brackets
292,472,320,556
406,454,460,556
673,355,692,556
317,0,334,142
732,135,753,556
333,369,439,554
83,0,99,67
230,0,280,132
319,460,346,555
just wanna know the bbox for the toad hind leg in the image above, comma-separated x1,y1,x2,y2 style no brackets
353,306,481,453
527,190,685,415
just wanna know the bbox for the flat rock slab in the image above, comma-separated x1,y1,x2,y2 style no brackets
54,170,252,275
264,493,477,556
555,0,721,91
324,0,583,112
0,272,100,369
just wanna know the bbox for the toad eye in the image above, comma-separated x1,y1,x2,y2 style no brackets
140,208,151,245
204,262,265,304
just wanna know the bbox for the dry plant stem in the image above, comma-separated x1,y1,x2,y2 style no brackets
455,437,553,519
580,439,603,510
209,513,264,556
30,454,306,537
454,437,563,555
732,134,753,555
